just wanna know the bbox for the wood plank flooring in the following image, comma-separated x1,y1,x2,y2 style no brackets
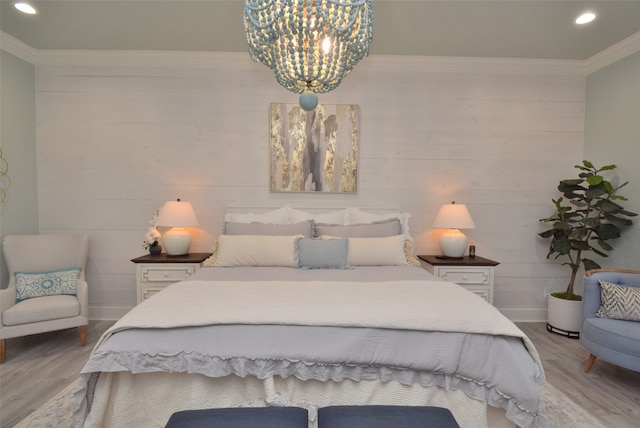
0,321,115,428
1,321,639,427
518,322,640,428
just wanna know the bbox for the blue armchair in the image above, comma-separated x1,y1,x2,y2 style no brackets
581,269,640,373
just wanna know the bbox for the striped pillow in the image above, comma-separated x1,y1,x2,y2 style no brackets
596,280,640,321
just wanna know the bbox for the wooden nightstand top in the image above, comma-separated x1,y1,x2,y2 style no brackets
131,253,212,264
417,255,499,266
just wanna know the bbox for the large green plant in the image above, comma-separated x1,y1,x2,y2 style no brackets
539,161,637,300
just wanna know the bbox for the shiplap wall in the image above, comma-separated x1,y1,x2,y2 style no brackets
34,53,585,320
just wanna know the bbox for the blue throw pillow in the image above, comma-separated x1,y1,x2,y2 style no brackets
15,268,81,302
294,238,351,269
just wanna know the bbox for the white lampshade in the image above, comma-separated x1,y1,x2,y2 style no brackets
156,199,200,256
432,201,476,258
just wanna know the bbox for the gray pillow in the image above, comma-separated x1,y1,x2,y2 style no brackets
314,218,401,238
224,220,314,238
294,238,351,269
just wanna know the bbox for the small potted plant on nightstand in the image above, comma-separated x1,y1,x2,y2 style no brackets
143,210,162,255
539,161,637,338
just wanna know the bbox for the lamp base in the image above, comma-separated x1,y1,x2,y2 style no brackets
163,227,192,256
439,229,468,258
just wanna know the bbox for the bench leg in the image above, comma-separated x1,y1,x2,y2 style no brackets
0,339,5,363
79,325,87,346
585,353,597,373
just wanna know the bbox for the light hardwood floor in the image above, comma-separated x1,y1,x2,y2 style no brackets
0,321,639,427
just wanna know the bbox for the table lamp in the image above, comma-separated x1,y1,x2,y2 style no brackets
155,199,200,256
432,201,476,258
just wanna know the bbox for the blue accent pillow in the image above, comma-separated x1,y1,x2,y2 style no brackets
294,238,351,269
15,268,81,302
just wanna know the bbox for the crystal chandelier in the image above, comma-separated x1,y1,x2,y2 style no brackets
244,0,374,110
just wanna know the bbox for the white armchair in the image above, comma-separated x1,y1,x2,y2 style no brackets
0,234,89,363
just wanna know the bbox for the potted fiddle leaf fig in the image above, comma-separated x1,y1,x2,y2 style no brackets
539,160,637,337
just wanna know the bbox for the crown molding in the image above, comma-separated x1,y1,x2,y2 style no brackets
360,55,586,76
35,49,253,69
30,49,588,76
585,31,640,74
3,28,639,76
0,31,37,64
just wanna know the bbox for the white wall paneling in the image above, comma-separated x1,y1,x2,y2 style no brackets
33,53,585,319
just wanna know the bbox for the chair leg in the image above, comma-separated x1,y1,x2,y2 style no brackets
585,353,597,373
79,325,87,346
0,339,5,363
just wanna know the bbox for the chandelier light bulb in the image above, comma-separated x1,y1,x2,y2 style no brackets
322,38,332,54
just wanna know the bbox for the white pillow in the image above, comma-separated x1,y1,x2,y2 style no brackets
347,235,408,266
288,207,348,225
346,207,412,240
213,234,301,267
224,206,290,224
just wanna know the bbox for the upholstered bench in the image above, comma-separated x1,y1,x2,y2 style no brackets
164,407,308,428
317,405,461,428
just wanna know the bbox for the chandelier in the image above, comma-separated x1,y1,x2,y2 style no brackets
244,0,374,110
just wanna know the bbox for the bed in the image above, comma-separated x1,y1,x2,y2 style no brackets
75,206,548,428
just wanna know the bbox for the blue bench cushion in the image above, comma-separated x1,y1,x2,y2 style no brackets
318,405,460,428
165,407,308,428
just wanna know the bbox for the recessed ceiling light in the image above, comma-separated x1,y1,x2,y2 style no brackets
575,12,597,25
14,2,37,15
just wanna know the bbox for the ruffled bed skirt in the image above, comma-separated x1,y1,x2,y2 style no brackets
80,372,514,428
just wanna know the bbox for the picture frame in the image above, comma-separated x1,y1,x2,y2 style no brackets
270,103,359,193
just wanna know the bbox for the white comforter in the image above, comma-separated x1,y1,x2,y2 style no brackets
99,279,542,371
79,274,547,428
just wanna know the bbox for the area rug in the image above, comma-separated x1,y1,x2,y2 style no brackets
16,381,606,428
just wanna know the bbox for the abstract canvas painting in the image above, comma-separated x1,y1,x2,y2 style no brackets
270,103,359,193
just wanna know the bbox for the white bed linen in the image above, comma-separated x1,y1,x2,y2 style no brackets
96,279,542,368
77,266,546,428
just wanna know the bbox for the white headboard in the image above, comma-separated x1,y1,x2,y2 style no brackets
225,204,399,215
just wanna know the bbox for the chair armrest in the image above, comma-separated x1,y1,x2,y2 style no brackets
76,280,89,318
583,275,602,320
0,286,17,328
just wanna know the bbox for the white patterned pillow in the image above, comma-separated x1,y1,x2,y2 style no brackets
15,268,81,302
596,280,640,321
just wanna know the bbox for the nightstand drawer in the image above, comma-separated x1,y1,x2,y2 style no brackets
463,286,491,302
140,265,197,283
131,253,212,304
140,286,165,301
417,255,499,305
436,267,491,285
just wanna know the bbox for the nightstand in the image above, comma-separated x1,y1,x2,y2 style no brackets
131,253,212,303
417,255,499,304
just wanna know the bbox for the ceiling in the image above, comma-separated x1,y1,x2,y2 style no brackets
2,1,640,61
